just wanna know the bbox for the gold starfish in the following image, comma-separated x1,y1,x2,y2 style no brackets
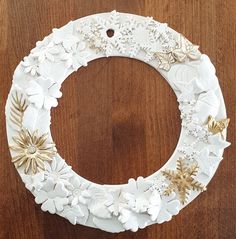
162,159,206,204
10,129,57,174
206,115,230,137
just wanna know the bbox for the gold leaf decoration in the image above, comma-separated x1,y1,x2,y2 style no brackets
10,91,28,128
155,52,175,71
153,34,201,71
162,159,206,204
207,115,230,137
9,129,57,174
172,35,201,62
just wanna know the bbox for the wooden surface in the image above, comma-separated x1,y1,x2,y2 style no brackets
0,0,236,238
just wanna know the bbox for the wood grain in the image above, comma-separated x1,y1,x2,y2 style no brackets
0,0,236,238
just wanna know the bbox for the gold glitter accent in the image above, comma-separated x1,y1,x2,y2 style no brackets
10,129,56,174
162,159,206,204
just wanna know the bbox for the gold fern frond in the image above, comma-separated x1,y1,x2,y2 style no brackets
10,91,28,128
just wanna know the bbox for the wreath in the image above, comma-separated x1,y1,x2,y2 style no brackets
5,11,230,233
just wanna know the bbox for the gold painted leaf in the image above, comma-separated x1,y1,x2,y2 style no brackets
10,91,28,128
207,115,230,135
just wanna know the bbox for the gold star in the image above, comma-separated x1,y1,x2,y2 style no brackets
162,159,206,204
10,129,56,174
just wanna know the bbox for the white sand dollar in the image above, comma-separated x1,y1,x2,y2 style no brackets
5,11,230,233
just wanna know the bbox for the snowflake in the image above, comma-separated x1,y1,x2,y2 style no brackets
126,17,173,58
149,176,168,195
178,142,198,161
162,159,206,204
79,10,127,56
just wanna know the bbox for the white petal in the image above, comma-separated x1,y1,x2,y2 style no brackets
29,95,44,109
41,199,56,214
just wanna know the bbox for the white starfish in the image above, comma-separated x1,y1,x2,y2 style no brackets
196,148,222,176
208,134,230,156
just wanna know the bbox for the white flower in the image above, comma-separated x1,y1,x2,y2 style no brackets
21,56,40,76
61,41,90,70
123,177,162,218
60,204,89,225
69,177,90,206
52,21,79,51
122,177,151,213
26,76,62,109
156,193,180,224
118,208,150,232
79,187,112,219
118,177,162,230
20,172,45,192
31,37,60,63
105,189,122,216
44,157,73,186
35,179,69,214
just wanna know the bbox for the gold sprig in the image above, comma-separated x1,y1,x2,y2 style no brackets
162,159,206,204
10,91,28,128
206,115,230,138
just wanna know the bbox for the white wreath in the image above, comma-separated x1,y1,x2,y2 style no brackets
5,11,230,233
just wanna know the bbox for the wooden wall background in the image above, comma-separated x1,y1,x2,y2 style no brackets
0,0,235,238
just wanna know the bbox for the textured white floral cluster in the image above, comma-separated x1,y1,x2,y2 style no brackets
19,21,91,111
20,156,180,232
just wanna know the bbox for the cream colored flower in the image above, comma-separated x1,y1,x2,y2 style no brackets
10,129,56,174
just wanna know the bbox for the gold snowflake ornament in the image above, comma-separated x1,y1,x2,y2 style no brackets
162,159,206,204
10,129,57,174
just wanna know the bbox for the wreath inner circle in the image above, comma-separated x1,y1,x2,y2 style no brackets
5,11,230,233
